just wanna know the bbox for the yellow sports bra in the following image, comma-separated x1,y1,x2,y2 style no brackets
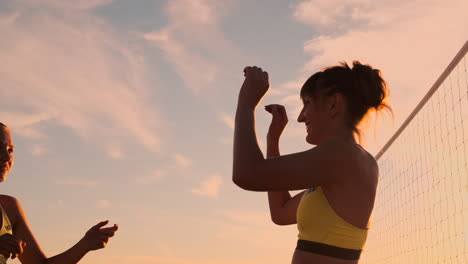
296,186,371,260
0,204,13,264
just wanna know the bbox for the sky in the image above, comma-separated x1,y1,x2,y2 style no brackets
0,0,467,263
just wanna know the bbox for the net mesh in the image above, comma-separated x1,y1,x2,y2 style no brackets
361,42,468,263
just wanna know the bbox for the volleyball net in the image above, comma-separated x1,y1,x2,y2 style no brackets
361,41,468,263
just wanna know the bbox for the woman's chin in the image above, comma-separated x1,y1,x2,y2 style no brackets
0,173,7,182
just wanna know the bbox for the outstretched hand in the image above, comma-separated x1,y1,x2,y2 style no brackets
265,104,288,141
79,220,118,252
0,234,26,259
238,66,269,109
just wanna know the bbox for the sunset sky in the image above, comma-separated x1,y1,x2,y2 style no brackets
0,0,467,263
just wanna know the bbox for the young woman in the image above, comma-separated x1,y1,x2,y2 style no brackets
233,62,392,263
0,123,118,264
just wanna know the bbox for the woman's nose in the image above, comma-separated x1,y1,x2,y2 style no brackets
297,110,305,123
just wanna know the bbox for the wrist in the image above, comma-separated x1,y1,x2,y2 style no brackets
237,99,257,111
75,238,90,255
267,134,280,143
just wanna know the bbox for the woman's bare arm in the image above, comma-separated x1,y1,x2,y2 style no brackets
8,197,117,264
233,67,355,191
265,104,305,225
266,127,304,225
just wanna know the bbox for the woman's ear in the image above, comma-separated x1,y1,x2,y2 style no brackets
326,93,337,117
328,93,345,119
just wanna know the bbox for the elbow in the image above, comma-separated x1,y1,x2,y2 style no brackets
232,170,260,191
232,172,252,191
271,216,290,226
271,216,283,226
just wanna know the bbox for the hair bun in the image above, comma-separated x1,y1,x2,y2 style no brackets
351,61,386,110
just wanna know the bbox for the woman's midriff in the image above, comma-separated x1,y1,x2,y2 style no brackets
292,249,359,264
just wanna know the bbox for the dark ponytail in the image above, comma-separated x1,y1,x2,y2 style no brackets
300,61,393,144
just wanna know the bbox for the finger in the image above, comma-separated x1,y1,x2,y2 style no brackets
279,106,288,121
250,66,259,78
245,66,256,77
100,228,116,237
268,104,281,108
13,239,25,256
6,239,21,255
243,66,250,76
256,67,263,79
19,240,25,254
92,220,109,231
244,66,255,77
99,235,110,243
253,68,263,80
99,241,107,249
264,105,272,113
262,71,269,82
271,105,280,118
3,243,18,258
100,224,118,232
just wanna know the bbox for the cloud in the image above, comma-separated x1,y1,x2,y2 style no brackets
218,136,232,145
173,153,192,168
293,0,447,33
292,0,468,86
55,178,98,188
288,0,468,152
135,170,165,185
143,0,243,93
30,144,48,156
107,145,124,160
47,199,64,209
0,111,56,139
0,4,162,153
97,199,111,208
143,30,218,93
190,174,222,198
16,0,112,10
219,112,234,129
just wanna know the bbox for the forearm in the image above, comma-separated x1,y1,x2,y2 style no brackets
233,104,265,182
44,240,88,264
266,136,280,158
266,138,291,222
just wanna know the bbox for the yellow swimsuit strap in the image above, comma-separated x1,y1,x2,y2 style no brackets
0,204,12,235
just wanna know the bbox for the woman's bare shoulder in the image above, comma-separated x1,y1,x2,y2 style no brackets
0,195,22,224
341,142,378,185
0,194,19,206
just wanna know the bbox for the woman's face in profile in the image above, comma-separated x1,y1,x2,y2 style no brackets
0,126,14,182
297,95,322,145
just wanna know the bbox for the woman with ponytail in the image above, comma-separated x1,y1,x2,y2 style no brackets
233,61,392,263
